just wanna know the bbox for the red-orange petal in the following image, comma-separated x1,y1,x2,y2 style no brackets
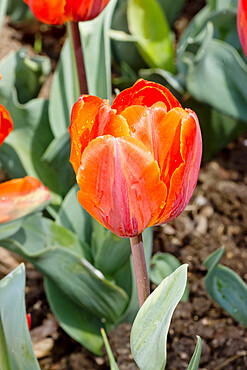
26,314,31,331
69,95,130,175
76,135,167,237
0,176,51,224
65,0,110,22
69,95,105,174
151,110,202,226
112,79,181,114
24,0,70,24
237,0,247,57
0,104,13,146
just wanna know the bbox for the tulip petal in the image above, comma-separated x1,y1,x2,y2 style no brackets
76,135,167,237
0,176,51,224
237,0,247,57
69,96,130,174
151,110,202,225
121,105,189,183
26,0,70,24
66,0,110,22
112,79,180,114
0,104,13,146
69,95,104,174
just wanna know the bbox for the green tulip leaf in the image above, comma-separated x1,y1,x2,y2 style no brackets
111,1,145,73
127,0,175,72
79,0,118,100
56,184,92,245
101,328,119,370
49,39,77,138
150,252,189,301
1,215,128,323
44,277,103,355
0,84,64,201
187,336,202,370
183,95,246,161
157,0,186,26
41,132,76,197
0,264,40,370
0,48,50,104
204,247,247,327
207,0,238,11
7,0,32,22
0,219,24,241
131,265,188,370
93,230,131,276
186,26,247,123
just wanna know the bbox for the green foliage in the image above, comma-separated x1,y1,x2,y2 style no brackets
0,48,50,104
204,247,247,327
150,252,189,301
79,0,118,100
127,0,175,72
187,336,202,370
0,219,23,241
0,200,154,354
45,277,104,355
185,25,247,122
0,264,40,370
48,39,77,139
156,0,186,27
101,328,119,370
7,0,32,22
130,265,188,370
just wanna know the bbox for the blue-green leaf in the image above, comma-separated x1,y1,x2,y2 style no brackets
48,39,77,138
79,0,118,99
101,328,119,370
0,264,40,370
56,184,92,245
45,277,103,355
187,336,202,370
150,252,189,301
204,247,247,327
131,265,188,369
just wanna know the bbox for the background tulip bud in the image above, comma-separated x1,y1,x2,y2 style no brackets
23,0,111,25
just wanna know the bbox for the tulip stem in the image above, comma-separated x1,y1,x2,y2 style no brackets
130,234,150,307
68,21,88,95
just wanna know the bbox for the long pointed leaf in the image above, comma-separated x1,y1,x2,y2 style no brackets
131,265,188,370
0,264,40,370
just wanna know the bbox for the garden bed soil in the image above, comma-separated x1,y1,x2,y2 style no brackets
1,1,247,369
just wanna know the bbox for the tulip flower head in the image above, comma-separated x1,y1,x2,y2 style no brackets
0,176,51,224
69,79,202,238
237,0,247,57
23,0,111,24
0,104,13,146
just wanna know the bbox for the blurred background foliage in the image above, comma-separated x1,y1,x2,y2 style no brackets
0,0,247,360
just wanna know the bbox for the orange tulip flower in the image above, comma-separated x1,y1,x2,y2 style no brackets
237,0,247,57
0,104,13,146
0,176,51,224
23,0,110,24
69,79,202,238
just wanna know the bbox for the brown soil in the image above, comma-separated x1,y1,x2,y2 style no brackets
1,1,247,369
